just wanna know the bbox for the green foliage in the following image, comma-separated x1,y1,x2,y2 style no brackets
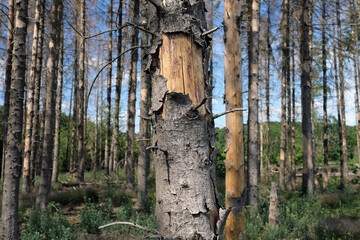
21,203,76,240
79,199,114,234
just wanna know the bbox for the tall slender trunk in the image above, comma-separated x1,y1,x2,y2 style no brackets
36,0,63,209
300,0,314,194
280,0,289,191
1,0,14,181
22,0,45,192
135,0,151,211
125,0,139,190
224,0,245,238
322,0,328,191
52,21,64,183
1,0,29,238
105,0,113,173
265,0,271,177
110,0,122,174
70,17,79,173
352,0,360,165
77,0,86,181
260,67,264,175
93,51,101,171
286,3,292,191
149,1,222,238
336,0,348,188
30,3,45,183
248,0,260,210
291,25,296,190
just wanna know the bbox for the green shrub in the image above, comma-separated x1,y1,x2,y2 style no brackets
79,202,103,234
21,203,76,240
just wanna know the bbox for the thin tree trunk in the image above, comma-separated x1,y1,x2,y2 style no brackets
266,0,271,177
280,0,289,191
30,3,45,183
248,0,260,210
125,0,139,190
336,0,348,189
286,4,292,191
1,0,14,181
22,0,44,192
135,0,151,211
77,0,86,181
93,51,100,171
300,0,314,194
260,68,264,175
36,0,63,209
105,0,113,174
322,0,328,191
224,0,245,238
1,0,29,238
52,20,64,183
352,0,360,165
149,1,222,238
291,28,296,190
110,0,122,174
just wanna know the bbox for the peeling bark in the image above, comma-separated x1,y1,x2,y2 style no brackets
269,182,280,225
224,0,245,238
148,1,221,238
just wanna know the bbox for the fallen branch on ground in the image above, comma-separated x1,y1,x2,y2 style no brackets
99,221,160,235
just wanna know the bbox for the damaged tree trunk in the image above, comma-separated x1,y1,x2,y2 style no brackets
148,1,223,239
224,0,245,239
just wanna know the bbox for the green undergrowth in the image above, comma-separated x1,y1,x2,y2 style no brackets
245,176,360,239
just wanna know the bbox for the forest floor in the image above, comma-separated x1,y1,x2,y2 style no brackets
1,169,360,239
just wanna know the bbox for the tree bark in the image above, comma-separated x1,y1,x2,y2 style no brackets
280,0,289,191
149,1,222,238
1,0,14,181
77,0,86,181
36,0,63,209
265,0,271,178
224,0,245,238
30,2,45,183
1,0,29,238
135,0,151,211
110,0,123,175
322,0,328,191
105,0,113,174
336,0,348,189
52,20,64,183
125,0,139,190
248,0,260,210
300,0,314,194
22,0,44,192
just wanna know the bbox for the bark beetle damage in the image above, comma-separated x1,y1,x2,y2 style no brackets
147,1,225,239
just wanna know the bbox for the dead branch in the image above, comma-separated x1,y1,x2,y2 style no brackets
201,26,220,37
213,108,247,119
86,45,151,104
148,0,165,12
99,221,160,235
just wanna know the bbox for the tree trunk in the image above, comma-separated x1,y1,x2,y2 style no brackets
248,0,260,210
65,77,74,171
322,0,328,191
224,0,245,238
280,0,289,191
149,1,224,238
70,24,79,173
125,0,139,190
336,0,348,189
300,0,314,194
22,0,44,192
286,4,292,191
52,20,64,183
77,0,86,181
269,182,280,225
291,30,296,190
135,0,151,211
30,2,45,183
265,0,271,178
352,0,360,166
1,0,28,238
36,0,63,209
109,0,123,175
105,0,113,174
1,0,14,181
